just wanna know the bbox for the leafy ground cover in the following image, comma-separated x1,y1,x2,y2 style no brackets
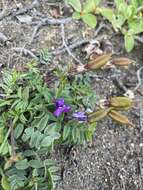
0,0,143,190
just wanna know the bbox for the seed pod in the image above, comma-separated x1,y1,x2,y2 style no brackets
88,108,112,122
85,53,112,70
112,57,134,66
108,110,133,126
109,97,133,110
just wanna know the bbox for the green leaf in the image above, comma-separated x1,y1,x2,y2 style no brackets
83,0,96,13
0,100,12,107
15,159,29,170
126,5,134,18
22,87,29,101
101,8,115,23
82,14,97,28
0,129,11,155
39,49,52,65
8,172,26,190
72,12,81,20
94,0,101,5
29,159,43,169
36,114,49,131
17,87,22,98
124,34,135,52
44,159,57,167
40,136,53,147
14,124,24,139
114,15,126,28
67,0,81,12
128,19,143,34
1,176,11,190
131,0,138,8
48,166,59,173
0,127,4,144
63,126,71,141
115,0,125,10
29,130,41,148
22,127,34,142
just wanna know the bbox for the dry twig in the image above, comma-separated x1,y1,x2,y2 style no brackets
140,105,143,132
52,23,108,55
31,17,72,42
60,23,83,65
135,36,143,44
0,0,40,21
12,0,40,16
134,66,143,91
12,47,38,59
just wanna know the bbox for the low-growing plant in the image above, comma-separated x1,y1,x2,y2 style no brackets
67,0,143,52
100,0,143,52
0,61,97,190
0,53,134,189
68,0,101,28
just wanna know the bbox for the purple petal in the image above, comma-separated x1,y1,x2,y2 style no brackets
55,98,65,107
62,105,71,113
72,112,87,121
54,107,64,117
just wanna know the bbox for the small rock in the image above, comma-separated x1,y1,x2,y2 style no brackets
16,15,32,24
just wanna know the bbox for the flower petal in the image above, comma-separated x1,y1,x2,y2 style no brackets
72,112,87,121
54,107,64,117
55,98,65,107
63,105,71,113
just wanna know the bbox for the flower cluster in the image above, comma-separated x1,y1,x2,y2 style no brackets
54,98,70,117
54,98,87,122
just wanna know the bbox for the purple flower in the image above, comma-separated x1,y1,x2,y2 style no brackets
54,98,70,117
55,98,65,107
72,112,87,121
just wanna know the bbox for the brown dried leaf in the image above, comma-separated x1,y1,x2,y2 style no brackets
85,53,112,70
112,57,134,66
108,110,133,126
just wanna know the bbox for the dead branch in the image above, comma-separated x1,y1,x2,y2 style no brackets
12,0,40,17
134,66,143,91
31,17,72,42
60,23,83,65
12,47,38,59
0,0,40,21
140,105,143,132
135,36,143,44
52,23,108,55
51,39,90,55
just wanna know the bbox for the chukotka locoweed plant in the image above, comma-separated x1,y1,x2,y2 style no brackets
0,53,134,189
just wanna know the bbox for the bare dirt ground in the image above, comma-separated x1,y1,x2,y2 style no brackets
0,1,143,190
